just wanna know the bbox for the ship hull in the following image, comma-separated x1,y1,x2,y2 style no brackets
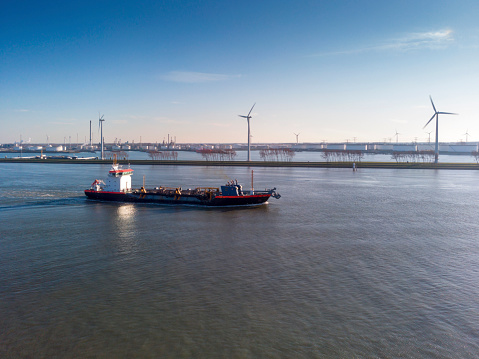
84,190,271,206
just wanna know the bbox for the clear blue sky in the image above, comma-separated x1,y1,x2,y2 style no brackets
1,0,479,144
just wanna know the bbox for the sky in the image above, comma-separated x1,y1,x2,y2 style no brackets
1,0,479,144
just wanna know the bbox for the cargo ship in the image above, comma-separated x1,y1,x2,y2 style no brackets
84,161,280,206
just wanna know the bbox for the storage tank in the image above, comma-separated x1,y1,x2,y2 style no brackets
326,144,346,150
393,145,417,152
45,145,64,152
376,144,394,152
439,145,452,152
304,143,324,150
417,144,434,151
448,145,478,153
345,144,367,151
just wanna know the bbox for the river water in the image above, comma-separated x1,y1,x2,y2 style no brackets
1,163,478,358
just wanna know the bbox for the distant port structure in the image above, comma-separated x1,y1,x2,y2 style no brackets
2,140,478,156
2,96,477,163
3,139,479,169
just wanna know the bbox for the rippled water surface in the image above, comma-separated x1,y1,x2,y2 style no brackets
1,163,479,358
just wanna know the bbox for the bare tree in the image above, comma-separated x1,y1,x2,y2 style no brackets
391,151,434,163
198,149,237,161
259,148,295,161
148,150,179,160
321,150,363,162
106,151,129,160
472,151,479,164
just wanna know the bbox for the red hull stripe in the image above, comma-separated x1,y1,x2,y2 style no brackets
109,169,134,174
215,195,270,199
85,190,126,194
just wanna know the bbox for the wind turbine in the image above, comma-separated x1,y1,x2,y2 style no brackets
238,103,255,161
294,133,300,144
426,131,432,143
394,130,400,143
423,96,457,164
464,129,470,142
99,113,105,160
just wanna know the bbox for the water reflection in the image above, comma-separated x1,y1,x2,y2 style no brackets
114,204,138,254
117,203,137,220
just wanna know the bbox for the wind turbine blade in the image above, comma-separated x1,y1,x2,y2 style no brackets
437,112,458,115
429,96,437,113
238,115,248,118
247,103,256,117
423,114,436,129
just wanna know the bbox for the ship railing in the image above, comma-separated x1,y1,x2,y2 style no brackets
134,186,220,197
194,187,220,193
242,188,277,195
141,186,180,196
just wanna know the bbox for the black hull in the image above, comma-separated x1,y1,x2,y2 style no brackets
84,190,271,207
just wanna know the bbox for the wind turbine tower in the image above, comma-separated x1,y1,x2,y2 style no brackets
238,103,255,161
99,114,105,160
426,131,432,143
423,96,457,164
294,133,300,144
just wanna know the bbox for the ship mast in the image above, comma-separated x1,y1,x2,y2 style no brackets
251,170,254,194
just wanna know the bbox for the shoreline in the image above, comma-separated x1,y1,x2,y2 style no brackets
1,158,478,170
